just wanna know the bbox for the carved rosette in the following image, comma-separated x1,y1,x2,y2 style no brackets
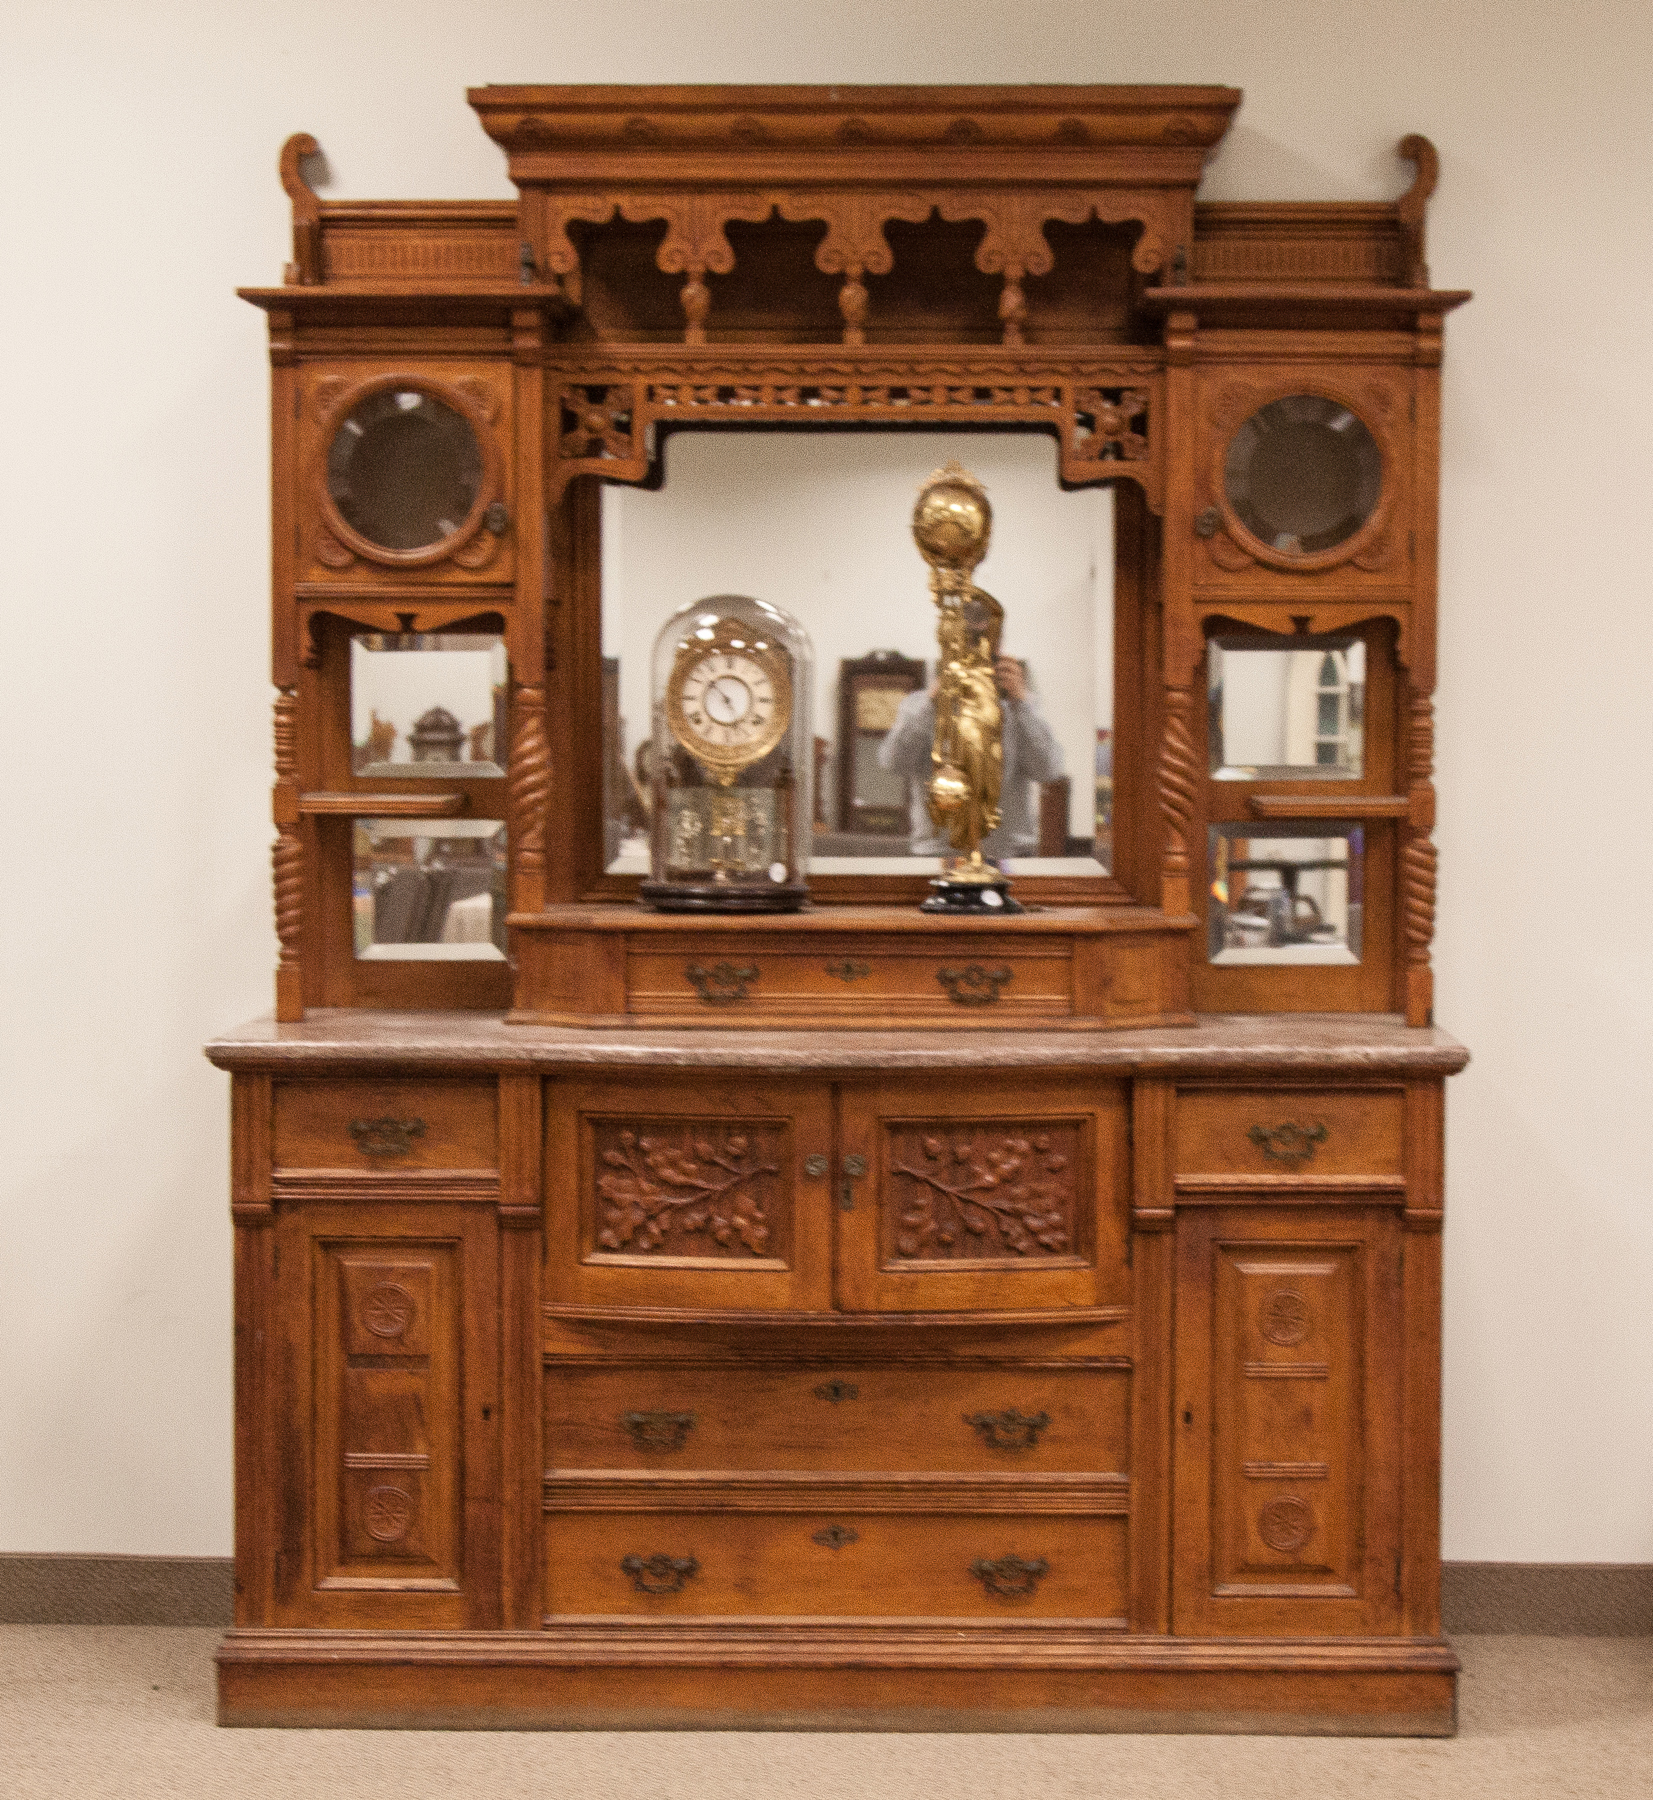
886,1125,1078,1264
591,1122,785,1260
1257,1495,1316,1557
364,1485,415,1544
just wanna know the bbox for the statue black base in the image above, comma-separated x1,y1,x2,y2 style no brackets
921,875,1024,916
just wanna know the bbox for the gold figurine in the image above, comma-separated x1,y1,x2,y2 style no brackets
911,461,1022,915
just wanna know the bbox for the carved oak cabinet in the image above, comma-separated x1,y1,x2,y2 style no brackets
212,85,1469,1732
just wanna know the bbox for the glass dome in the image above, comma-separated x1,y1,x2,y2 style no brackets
640,594,814,912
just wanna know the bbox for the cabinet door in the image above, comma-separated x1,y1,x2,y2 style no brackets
836,1076,1129,1313
271,1201,499,1628
545,1075,834,1313
1173,1207,1402,1636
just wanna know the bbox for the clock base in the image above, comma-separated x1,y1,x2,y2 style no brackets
921,874,1023,916
639,880,811,914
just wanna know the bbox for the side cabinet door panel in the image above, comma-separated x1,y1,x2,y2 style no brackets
1173,1207,1402,1636
273,1202,499,1628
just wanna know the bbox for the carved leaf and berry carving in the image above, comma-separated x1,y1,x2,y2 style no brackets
593,1122,783,1259
887,1124,1078,1263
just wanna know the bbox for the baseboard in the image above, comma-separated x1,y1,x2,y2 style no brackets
1440,1563,1653,1636
2,1556,1648,1633
0,1555,234,1625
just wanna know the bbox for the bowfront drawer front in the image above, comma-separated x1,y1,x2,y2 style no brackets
625,944,1072,1025
546,1363,1130,1474
544,1484,1128,1621
1174,1087,1404,1180
271,1079,498,1171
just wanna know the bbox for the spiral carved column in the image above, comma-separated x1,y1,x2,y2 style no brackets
509,683,551,915
1158,686,1197,916
1403,689,1437,1025
272,687,304,1020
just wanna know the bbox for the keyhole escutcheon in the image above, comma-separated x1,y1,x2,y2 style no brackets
840,1153,867,1212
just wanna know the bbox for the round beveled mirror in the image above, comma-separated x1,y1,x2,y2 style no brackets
1222,395,1382,557
326,388,484,553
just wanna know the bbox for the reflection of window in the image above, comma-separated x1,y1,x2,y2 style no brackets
1314,651,1352,767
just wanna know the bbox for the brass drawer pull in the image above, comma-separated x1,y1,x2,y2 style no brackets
814,1379,859,1403
685,961,757,1005
826,960,870,983
937,964,1012,1006
965,1409,1051,1451
1247,1121,1329,1167
621,1553,699,1595
348,1116,425,1158
622,1411,696,1452
971,1554,1049,1598
812,1525,859,1549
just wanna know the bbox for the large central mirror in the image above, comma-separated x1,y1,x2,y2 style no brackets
600,432,1115,879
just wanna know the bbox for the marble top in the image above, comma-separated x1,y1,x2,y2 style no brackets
205,1011,1470,1076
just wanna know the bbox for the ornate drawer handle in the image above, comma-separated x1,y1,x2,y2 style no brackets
814,1379,859,1403
622,1411,696,1452
826,960,871,983
621,1553,699,1595
812,1525,859,1549
970,1555,1049,1598
965,1409,1051,1451
937,964,1012,1006
685,961,757,1005
349,1116,426,1158
1247,1121,1329,1167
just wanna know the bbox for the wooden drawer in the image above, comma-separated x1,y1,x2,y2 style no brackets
626,942,1072,1025
546,1363,1129,1474
1174,1087,1403,1179
271,1079,497,1171
544,1482,1127,1620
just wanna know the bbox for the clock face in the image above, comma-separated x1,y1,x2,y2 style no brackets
666,640,792,776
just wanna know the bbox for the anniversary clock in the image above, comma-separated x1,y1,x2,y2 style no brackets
641,593,812,911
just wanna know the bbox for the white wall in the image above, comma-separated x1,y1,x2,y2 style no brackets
2,0,1649,1561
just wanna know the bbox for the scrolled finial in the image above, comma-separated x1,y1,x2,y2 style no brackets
279,133,324,286
1396,134,1439,288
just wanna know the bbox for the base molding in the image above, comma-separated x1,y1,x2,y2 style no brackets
216,1625,1459,1735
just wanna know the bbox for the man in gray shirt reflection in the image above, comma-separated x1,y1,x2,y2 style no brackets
878,656,1064,859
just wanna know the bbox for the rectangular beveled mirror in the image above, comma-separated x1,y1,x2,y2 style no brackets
1208,636,1366,781
350,632,508,779
1207,822,1363,965
598,431,1115,879
353,818,507,960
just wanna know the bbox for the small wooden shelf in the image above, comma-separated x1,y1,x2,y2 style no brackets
1247,795,1410,819
298,792,468,817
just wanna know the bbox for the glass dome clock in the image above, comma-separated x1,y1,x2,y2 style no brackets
640,594,813,912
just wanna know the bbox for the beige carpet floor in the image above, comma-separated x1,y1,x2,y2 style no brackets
3,1628,1649,1798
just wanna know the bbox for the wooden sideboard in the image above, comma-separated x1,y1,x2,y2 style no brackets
210,1012,1464,1733
219,82,1471,1732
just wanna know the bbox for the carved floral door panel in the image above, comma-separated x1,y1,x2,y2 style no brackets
835,1077,1130,1313
271,1201,500,1629
1172,1206,1403,1637
546,1076,835,1312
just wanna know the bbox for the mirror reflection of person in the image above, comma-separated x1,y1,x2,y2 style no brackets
878,656,1063,858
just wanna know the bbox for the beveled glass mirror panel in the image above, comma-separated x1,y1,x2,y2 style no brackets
601,432,1114,877
1208,823,1363,966
353,819,507,960
351,633,507,778
1223,396,1381,556
1209,637,1365,780
327,389,483,551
